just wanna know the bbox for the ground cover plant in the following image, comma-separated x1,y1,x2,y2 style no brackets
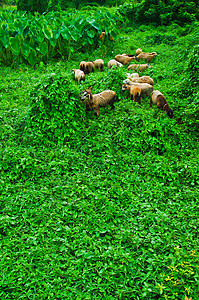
0,5,199,300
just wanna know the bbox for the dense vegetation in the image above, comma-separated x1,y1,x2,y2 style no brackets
0,3,199,300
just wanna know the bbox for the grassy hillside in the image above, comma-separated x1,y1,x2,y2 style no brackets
0,19,199,300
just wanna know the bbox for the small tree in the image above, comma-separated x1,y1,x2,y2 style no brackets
17,0,48,14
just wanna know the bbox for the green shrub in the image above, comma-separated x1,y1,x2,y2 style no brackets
175,45,199,132
17,0,48,14
25,74,86,144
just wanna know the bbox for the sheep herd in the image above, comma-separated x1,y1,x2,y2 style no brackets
72,48,173,118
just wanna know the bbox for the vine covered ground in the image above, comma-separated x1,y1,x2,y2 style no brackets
0,6,199,300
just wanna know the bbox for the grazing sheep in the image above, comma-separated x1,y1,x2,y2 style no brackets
79,61,95,74
94,59,104,71
128,75,154,86
72,69,85,85
122,84,141,104
136,52,157,63
115,54,137,65
108,59,123,69
80,86,117,118
85,61,95,74
126,72,139,78
127,63,151,72
123,79,153,99
151,90,173,118
136,48,142,55
80,61,87,73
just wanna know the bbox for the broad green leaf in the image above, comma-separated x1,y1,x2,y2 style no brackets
28,50,37,66
21,42,30,58
38,41,48,55
61,27,70,40
53,29,60,40
0,29,9,48
70,31,77,42
9,36,21,55
87,30,95,38
49,38,57,47
90,21,101,31
37,30,44,43
43,28,52,40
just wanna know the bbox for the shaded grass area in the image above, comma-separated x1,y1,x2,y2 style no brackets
0,25,199,299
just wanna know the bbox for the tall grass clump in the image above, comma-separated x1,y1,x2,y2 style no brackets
25,74,86,144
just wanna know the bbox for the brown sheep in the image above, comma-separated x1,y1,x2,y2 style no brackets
80,61,87,73
85,61,95,74
115,54,137,65
151,90,173,118
127,63,151,72
80,86,117,118
108,59,123,69
94,59,104,71
79,61,95,74
136,52,157,63
71,69,85,85
122,84,141,104
123,79,153,99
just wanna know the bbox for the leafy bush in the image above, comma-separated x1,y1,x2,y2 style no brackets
144,33,177,45
175,45,199,132
0,9,119,66
134,0,199,26
25,74,86,144
17,0,48,14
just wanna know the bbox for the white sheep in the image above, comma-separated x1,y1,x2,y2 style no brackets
94,59,104,71
72,69,85,85
108,59,123,69
80,86,117,118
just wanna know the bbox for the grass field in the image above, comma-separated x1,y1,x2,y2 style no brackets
0,17,199,300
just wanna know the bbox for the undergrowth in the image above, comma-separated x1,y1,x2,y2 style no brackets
0,22,199,300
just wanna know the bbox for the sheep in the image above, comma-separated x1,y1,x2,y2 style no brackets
80,61,87,73
136,52,157,63
126,72,139,78
136,48,142,55
127,63,151,72
71,69,85,85
151,90,173,118
79,61,95,74
85,61,95,74
108,59,123,69
123,79,153,99
115,54,137,65
122,84,141,104
128,75,154,86
94,59,104,71
80,86,117,118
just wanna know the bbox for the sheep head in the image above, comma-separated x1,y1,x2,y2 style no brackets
122,84,130,91
123,78,132,85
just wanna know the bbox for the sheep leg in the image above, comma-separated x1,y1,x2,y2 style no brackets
150,98,152,108
110,102,115,110
94,109,100,118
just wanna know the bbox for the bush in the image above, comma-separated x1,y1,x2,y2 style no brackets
25,74,86,144
176,45,199,132
17,0,48,14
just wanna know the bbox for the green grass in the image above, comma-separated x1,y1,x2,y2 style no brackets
0,22,199,300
